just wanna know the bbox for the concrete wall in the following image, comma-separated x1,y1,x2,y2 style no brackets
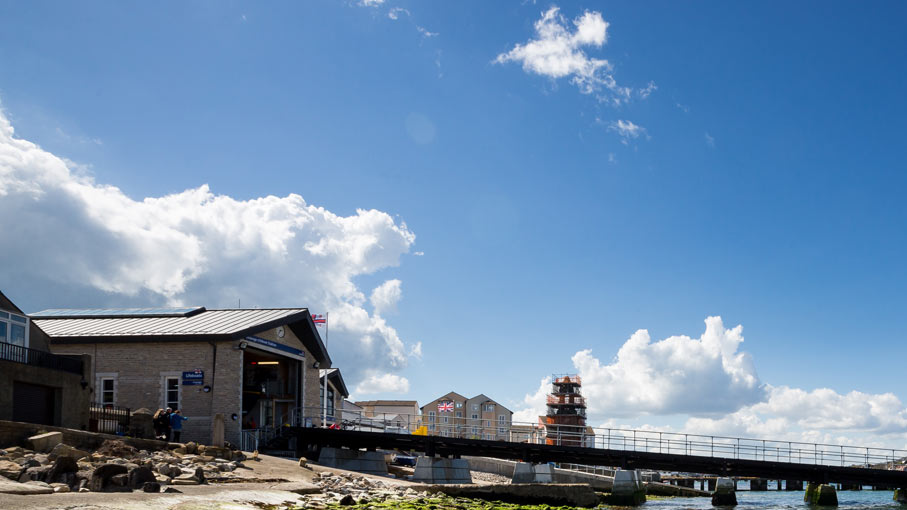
0,358,91,430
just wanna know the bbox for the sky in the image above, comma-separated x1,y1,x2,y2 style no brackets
1,1,907,449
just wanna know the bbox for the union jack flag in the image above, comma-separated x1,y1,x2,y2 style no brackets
312,314,326,325
438,401,453,412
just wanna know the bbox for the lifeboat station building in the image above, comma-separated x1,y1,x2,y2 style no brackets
32,306,332,447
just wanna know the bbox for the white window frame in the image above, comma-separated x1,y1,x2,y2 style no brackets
96,372,118,406
160,372,182,411
428,410,435,422
484,404,495,412
0,310,29,349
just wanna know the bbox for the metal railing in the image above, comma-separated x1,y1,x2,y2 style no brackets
0,342,83,375
89,403,130,435
292,407,907,469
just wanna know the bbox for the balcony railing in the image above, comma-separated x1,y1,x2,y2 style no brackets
0,342,83,375
547,394,586,406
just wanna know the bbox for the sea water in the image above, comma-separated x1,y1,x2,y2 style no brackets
644,491,901,510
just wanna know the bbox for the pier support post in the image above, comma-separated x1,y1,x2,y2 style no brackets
707,479,717,491
750,479,768,491
712,477,737,506
893,488,907,503
511,462,553,483
604,470,646,506
412,456,472,484
317,447,388,476
786,480,803,491
805,482,838,506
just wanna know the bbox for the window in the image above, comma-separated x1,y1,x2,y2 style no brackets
499,427,506,434
484,404,495,412
456,411,462,418
485,420,491,427
319,382,336,417
472,404,478,411
455,402,463,408
442,416,448,424
0,311,28,348
429,423,435,431
498,415,506,424
97,373,118,406
471,414,478,420
428,411,435,422
165,377,179,410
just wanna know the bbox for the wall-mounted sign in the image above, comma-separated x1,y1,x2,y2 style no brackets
245,335,305,357
182,369,204,386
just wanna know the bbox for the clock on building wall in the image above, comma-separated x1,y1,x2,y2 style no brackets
277,326,285,338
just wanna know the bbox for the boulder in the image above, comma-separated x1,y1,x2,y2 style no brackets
109,473,129,488
185,442,198,455
49,443,89,462
143,481,161,493
19,466,50,483
89,463,128,492
128,466,156,489
0,460,23,481
27,432,62,453
51,483,71,493
47,456,79,483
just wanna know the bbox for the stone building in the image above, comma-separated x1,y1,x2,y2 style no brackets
421,391,513,440
35,306,331,446
0,290,91,429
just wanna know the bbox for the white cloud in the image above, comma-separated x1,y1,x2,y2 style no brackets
359,0,384,6
705,132,715,147
387,7,409,20
494,7,631,103
416,26,439,38
0,105,418,387
355,372,410,395
574,317,765,418
370,279,402,315
513,376,551,423
510,316,907,449
638,81,657,99
608,119,647,144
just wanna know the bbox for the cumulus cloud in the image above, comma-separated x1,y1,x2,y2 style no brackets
494,7,631,103
575,317,765,417
355,372,410,395
0,105,418,387
370,279,402,315
359,0,384,6
510,316,907,448
608,119,647,144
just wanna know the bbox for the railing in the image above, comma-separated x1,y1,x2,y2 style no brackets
89,403,130,435
0,342,83,375
553,375,582,385
547,394,586,406
241,427,279,452
293,407,907,469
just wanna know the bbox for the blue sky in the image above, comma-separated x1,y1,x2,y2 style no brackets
2,1,907,446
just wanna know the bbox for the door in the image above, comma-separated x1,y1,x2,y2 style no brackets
12,381,56,425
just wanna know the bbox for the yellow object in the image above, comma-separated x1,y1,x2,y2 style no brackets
412,426,428,436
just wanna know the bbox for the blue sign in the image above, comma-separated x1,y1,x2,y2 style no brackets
182,370,204,380
182,380,203,386
245,336,305,357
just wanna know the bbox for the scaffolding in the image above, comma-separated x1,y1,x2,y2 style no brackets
543,374,588,446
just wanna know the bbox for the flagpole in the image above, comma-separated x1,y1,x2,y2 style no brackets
322,312,329,427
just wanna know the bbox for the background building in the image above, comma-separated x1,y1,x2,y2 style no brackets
422,391,512,440
353,399,420,432
319,368,349,426
38,306,331,446
0,290,91,430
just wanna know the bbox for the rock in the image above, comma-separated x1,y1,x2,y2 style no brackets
299,457,308,468
89,463,128,492
128,466,156,489
171,477,200,486
79,487,90,492
110,473,129,488
155,474,171,484
51,483,71,493
17,458,39,468
185,442,198,455
48,444,89,461
172,447,187,456
0,460,23,481
339,494,355,505
47,456,79,483
27,432,62,453
143,481,161,493
20,466,50,482
0,477,54,495
163,487,182,493
95,440,137,458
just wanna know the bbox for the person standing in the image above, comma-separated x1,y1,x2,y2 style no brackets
152,409,168,440
170,409,189,443
164,407,173,441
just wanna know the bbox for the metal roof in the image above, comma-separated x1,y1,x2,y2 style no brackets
33,308,304,337
32,307,205,319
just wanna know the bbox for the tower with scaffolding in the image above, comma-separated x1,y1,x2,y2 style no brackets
540,374,591,447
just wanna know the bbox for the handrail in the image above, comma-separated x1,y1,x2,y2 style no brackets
293,406,907,469
0,341,83,375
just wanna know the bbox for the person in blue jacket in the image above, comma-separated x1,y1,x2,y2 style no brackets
169,409,189,442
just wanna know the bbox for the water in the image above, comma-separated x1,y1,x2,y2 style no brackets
643,491,901,510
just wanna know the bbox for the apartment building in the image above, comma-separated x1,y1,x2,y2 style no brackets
421,391,513,440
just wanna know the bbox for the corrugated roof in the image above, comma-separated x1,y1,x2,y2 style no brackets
33,308,304,337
